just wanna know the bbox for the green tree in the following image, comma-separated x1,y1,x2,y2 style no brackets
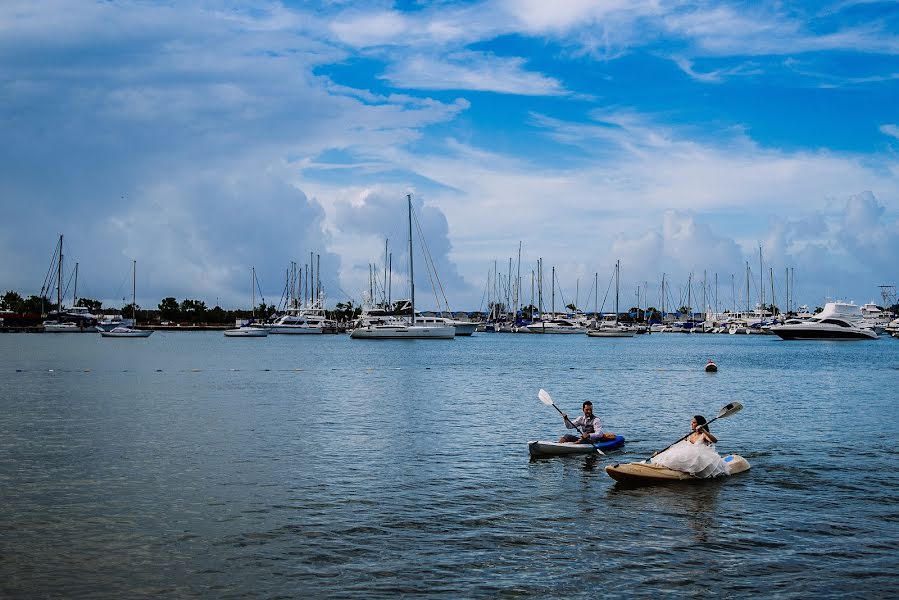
180,299,207,323
565,303,577,313
23,295,50,313
76,298,102,312
158,297,180,321
1,290,24,311
206,305,228,324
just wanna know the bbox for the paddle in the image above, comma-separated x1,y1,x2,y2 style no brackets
537,389,605,455
651,401,743,460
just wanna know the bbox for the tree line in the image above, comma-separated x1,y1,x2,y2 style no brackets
0,291,364,325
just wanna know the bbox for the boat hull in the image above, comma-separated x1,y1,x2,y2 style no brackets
224,328,269,337
100,330,153,338
528,436,625,457
350,325,455,339
605,454,750,485
770,326,878,340
586,329,635,338
268,326,324,334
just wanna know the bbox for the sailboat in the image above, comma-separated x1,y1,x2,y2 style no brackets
587,260,635,338
350,194,455,340
100,260,153,338
225,268,269,337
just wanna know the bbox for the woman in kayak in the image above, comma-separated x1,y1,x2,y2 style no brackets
651,415,728,478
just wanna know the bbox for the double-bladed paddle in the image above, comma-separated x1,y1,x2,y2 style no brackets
651,401,743,460
537,388,605,455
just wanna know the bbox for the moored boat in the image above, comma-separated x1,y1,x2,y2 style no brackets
605,454,750,485
528,435,625,458
100,326,153,338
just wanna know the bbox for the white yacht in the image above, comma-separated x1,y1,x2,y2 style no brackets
587,260,634,338
224,324,269,337
349,195,455,341
266,303,336,334
412,314,477,336
769,301,877,340
520,317,587,334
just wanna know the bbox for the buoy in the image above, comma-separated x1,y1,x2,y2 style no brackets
705,360,718,373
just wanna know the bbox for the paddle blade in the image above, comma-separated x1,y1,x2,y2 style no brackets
537,389,554,406
716,401,743,419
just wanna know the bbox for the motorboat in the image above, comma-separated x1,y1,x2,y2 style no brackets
266,304,336,334
769,301,878,340
44,306,99,332
100,326,152,338
412,314,476,336
520,318,586,334
586,325,635,338
224,325,269,337
350,318,455,339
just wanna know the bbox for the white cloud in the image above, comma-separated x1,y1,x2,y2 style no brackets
881,124,899,141
382,52,567,95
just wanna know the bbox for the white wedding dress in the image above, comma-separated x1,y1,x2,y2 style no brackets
651,438,728,478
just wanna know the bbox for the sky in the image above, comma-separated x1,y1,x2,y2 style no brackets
1,0,898,314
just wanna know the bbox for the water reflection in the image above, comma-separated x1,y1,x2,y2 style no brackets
608,479,724,543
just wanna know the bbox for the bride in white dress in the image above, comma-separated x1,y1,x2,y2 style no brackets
651,415,728,478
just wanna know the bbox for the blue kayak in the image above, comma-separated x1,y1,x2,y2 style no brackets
528,435,625,457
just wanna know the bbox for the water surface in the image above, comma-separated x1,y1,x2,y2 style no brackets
1,332,897,598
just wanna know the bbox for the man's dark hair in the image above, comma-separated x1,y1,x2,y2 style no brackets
582,401,593,408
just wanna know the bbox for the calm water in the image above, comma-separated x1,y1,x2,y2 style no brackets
1,331,897,598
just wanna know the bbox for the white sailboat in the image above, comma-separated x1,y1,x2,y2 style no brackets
350,194,455,340
225,268,269,337
587,260,635,338
100,260,153,338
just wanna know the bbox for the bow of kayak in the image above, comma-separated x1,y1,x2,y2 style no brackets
605,454,750,485
528,435,625,458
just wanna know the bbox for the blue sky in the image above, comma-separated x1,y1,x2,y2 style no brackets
1,0,898,313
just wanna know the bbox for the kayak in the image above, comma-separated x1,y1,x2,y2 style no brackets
605,453,750,485
528,435,625,458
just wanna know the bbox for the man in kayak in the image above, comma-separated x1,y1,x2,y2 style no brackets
559,401,617,444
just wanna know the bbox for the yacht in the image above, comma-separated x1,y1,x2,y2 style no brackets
349,195,455,341
586,260,634,338
769,301,878,340
520,317,586,334
44,306,100,332
266,302,336,334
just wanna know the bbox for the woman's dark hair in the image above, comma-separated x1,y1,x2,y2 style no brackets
694,415,709,432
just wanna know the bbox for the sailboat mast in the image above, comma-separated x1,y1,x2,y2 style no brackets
132,259,137,322
252,267,256,318
615,260,620,325
551,266,555,316
73,262,79,307
407,194,415,325
57,235,63,310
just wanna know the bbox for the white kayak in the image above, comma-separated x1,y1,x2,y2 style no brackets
528,435,625,458
605,454,750,485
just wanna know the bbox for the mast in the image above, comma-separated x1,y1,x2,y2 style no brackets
57,235,63,310
615,260,620,325
132,259,137,322
759,245,764,313
746,262,751,313
407,194,415,325
551,266,555,316
516,242,522,322
251,267,256,319
384,239,389,307
73,262,79,307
